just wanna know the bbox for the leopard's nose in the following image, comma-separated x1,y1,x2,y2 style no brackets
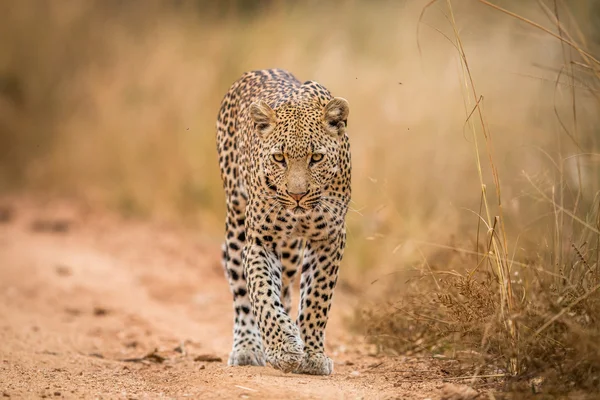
287,191,307,202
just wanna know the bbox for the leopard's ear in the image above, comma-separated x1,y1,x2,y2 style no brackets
323,97,349,137
249,100,276,136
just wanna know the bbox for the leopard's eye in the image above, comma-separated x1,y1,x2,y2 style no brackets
272,153,285,163
310,153,324,163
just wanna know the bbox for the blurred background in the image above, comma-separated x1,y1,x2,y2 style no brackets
0,0,599,284
2,0,600,394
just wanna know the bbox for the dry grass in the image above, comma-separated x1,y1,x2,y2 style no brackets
1,0,600,396
356,0,600,397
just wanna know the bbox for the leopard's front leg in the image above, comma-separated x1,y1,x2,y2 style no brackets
294,231,345,375
243,241,305,373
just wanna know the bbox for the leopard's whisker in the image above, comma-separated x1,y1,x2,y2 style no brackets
257,202,282,228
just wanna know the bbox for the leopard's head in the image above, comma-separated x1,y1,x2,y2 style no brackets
250,90,349,216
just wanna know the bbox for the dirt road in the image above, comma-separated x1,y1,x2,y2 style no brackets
0,198,450,399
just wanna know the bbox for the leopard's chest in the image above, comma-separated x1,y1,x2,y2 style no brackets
281,214,330,241
247,205,333,243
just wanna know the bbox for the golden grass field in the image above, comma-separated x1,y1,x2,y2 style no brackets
1,0,599,397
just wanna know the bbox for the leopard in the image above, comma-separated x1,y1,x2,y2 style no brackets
216,69,350,376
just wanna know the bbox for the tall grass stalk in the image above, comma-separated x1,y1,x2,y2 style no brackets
445,0,519,376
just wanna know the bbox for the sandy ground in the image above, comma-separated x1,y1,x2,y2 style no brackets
0,197,466,399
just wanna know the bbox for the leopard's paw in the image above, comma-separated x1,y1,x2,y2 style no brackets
228,347,266,367
267,334,305,373
294,352,333,375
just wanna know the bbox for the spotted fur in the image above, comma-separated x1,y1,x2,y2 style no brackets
216,69,350,375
